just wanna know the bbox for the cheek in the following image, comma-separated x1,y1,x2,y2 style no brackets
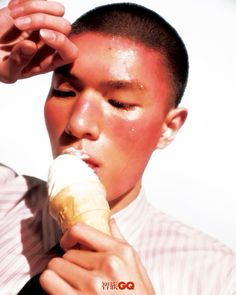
106,111,162,156
103,112,163,199
44,100,67,140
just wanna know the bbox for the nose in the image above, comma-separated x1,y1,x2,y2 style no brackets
65,89,102,140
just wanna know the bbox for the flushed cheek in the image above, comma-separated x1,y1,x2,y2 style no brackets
102,114,162,200
44,101,68,145
106,112,162,163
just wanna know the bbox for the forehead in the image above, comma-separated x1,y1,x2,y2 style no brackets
69,31,165,71
54,32,172,103
70,31,156,54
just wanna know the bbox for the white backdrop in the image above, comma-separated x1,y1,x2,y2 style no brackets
0,0,235,249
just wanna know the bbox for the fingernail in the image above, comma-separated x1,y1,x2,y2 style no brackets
10,7,24,18
15,16,31,28
40,29,56,41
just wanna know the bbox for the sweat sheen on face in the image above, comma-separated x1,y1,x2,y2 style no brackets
44,32,174,212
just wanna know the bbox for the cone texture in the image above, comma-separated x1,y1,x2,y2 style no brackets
49,181,110,234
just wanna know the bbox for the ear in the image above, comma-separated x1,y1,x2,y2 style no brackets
157,107,188,149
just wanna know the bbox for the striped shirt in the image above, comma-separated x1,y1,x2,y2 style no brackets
0,164,61,294
0,164,236,294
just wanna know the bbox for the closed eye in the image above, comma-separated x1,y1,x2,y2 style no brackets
52,89,76,98
108,99,134,110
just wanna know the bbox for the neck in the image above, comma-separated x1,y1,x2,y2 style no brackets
109,181,142,214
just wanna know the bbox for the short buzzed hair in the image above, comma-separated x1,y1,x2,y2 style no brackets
71,3,189,106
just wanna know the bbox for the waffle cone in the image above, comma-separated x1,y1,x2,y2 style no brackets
49,181,110,234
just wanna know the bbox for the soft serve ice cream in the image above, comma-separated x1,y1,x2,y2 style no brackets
47,150,110,234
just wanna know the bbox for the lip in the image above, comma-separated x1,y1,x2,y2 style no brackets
62,147,89,159
83,158,99,172
62,147,100,173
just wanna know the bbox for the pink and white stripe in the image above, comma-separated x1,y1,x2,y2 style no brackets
113,190,236,294
0,164,236,294
0,165,60,294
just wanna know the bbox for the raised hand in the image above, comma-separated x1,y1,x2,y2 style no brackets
40,219,155,294
0,0,78,83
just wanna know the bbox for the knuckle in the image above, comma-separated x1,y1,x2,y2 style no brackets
62,19,71,35
119,243,136,260
62,251,69,260
102,255,122,274
21,1,65,16
29,13,45,26
26,1,38,11
53,1,65,15
54,31,66,45
39,270,49,285
47,257,62,270
39,272,46,286
69,223,80,237
89,276,103,290
62,249,75,261
35,13,45,24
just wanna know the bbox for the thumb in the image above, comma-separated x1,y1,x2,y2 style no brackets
109,218,126,240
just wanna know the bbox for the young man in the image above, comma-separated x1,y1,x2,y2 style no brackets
0,1,235,294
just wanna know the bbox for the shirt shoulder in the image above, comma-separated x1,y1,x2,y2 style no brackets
0,163,18,185
144,204,234,254
137,203,236,295
0,163,47,211
0,162,46,189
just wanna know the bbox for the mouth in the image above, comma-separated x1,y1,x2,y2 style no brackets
62,147,100,173
83,158,99,172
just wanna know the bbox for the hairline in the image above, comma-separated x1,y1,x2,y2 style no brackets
69,30,177,108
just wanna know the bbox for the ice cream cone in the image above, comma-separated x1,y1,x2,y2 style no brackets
49,182,110,234
47,153,111,234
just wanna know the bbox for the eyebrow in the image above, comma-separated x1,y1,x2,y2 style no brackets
100,80,146,91
54,66,146,92
54,65,85,90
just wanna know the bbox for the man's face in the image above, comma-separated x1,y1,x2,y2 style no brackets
44,32,173,211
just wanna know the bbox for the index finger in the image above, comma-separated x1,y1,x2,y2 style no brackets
8,0,47,9
39,29,79,62
60,222,123,252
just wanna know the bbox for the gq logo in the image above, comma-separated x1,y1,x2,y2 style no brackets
118,281,135,290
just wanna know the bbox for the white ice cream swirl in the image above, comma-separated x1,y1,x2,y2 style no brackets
47,152,99,199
